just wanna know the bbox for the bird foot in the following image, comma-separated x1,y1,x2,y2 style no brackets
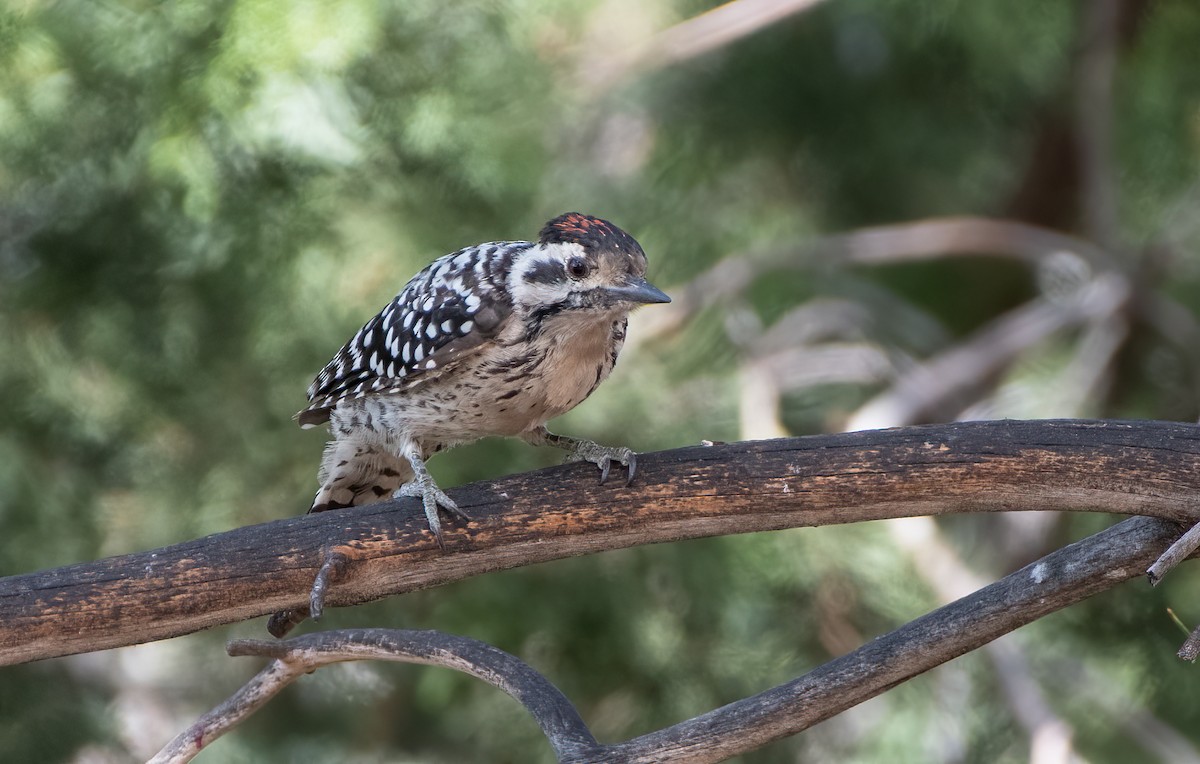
395,477,470,551
267,544,350,638
566,440,637,486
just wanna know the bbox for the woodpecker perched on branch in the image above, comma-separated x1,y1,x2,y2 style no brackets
298,212,670,548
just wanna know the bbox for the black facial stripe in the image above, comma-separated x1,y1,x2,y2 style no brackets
522,301,569,341
522,259,567,285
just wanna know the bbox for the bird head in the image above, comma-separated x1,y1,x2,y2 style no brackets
509,212,670,316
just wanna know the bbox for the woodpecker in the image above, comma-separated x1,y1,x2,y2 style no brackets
299,212,670,548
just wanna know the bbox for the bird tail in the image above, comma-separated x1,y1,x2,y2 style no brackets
310,440,413,513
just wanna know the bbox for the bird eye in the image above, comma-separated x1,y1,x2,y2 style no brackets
567,256,590,279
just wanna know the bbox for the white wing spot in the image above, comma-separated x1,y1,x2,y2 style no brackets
402,342,411,363
414,344,425,362
425,359,437,369
441,320,454,333
460,320,474,334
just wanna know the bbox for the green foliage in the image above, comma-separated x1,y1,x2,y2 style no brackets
3,0,1200,761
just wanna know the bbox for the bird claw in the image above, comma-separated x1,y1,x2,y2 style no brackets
267,544,349,638
567,441,637,486
395,478,470,550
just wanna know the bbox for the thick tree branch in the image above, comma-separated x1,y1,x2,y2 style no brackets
154,515,1190,763
3,419,1200,666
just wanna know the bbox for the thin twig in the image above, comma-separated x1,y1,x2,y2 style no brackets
1148,520,1200,586
1180,628,1200,663
150,629,599,764
147,657,302,764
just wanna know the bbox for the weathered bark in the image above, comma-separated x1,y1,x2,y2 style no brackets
153,515,1190,763
3,419,1199,666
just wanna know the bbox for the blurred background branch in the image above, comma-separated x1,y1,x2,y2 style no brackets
582,0,831,90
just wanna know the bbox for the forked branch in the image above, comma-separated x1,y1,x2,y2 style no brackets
151,515,1192,763
149,629,597,764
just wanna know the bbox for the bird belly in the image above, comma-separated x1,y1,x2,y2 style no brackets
330,315,621,451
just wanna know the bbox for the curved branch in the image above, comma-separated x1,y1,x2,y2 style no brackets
152,515,1192,763
150,629,597,763
598,515,1186,763
3,419,1200,666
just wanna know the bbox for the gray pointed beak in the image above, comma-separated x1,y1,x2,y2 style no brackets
603,276,671,305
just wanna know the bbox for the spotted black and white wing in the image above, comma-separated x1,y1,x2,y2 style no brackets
297,241,531,427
